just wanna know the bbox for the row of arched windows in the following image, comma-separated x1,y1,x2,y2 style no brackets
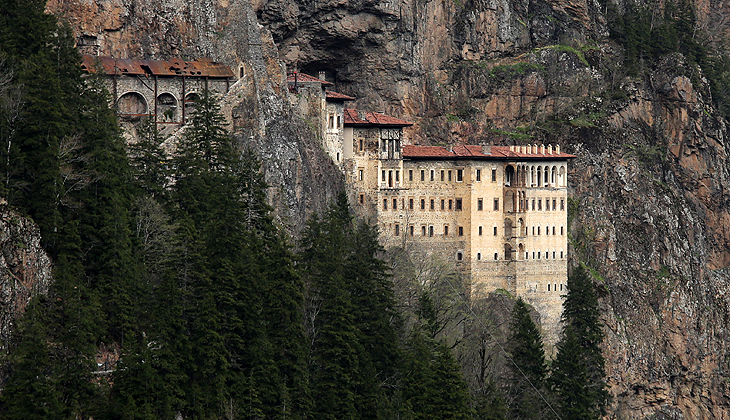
504,164,567,188
117,91,201,122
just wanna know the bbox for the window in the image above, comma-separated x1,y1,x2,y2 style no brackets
552,199,556,211
492,169,497,182
383,199,387,210
444,226,449,236
532,226,535,235
560,283,563,291
477,252,481,260
477,199,483,211
458,226,463,236
409,198,414,210
537,252,540,259
420,170,425,181
430,199,435,210
553,226,556,235
455,198,462,210
537,226,541,235
553,251,556,259
410,225,414,236
561,199,565,210
561,226,564,235
457,252,463,261
532,252,535,259
359,194,364,205
493,226,498,236
476,169,481,181
396,171,400,182
494,253,499,260
382,141,387,152
329,115,334,129
422,226,426,236
358,169,364,181
337,115,341,127
548,284,550,291
531,199,535,211
525,252,529,259
478,226,483,236
457,169,463,182
429,225,434,237
441,199,445,210
430,170,435,181
409,170,413,181
546,226,549,235
449,199,453,210
395,224,400,236
538,199,542,211
359,139,364,151
448,170,452,181
494,198,499,211
441,170,445,181
382,170,386,182
560,251,564,258
393,198,397,210
420,199,425,210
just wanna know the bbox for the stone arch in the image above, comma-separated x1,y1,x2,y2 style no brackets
157,92,179,122
184,92,201,113
504,190,515,212
117,92,148,117
504,243,513,261
505,165,515,186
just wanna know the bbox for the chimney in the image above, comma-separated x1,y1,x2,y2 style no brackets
540,144,545,154
555,144,561,154
318,71,326,82
520,145,525,154
510,145,515,152
532,144,537,154
547,144,553,154
481,145,492,154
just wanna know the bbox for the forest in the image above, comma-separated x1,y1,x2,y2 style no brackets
0,1,611,419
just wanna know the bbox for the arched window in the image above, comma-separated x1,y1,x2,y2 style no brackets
551,166,557,185
504,243,513,261
117,92,148,117
505,165,515,186
157,92,179,122
544,167,549,186
494,253,499,260
537,166,542,186
457,252,463,261
559,166,566,187
477,252,482,261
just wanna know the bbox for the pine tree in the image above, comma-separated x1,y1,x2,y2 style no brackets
506,298,549,420
551,265,609,420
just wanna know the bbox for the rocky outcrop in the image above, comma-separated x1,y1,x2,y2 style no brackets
0,201,53,349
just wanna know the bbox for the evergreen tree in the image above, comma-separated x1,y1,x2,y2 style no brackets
551,265,609,420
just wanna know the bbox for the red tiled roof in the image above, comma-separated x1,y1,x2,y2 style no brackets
286,72,334,86
344,109,413,127
403,144,575,160
81,55,234,78
326,91,355,101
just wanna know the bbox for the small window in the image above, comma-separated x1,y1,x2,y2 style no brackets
444,225,449,236
538,226,541,235
552,199,557,211
561,226,564,235
449,199,453,210
455,198,462,210
382,170,386,182
422,226,426,236
336,152,340,162
553,251,556,259
478,226,483,236
457,169,463,182
420,199,425,210
476,169,481,182
525,252,529,259
560,283,563,291
531,199,535,211
532,252,535,259
548,284,550,291
429,226,434,237
494,198,499,211
383,199,388,210
494,253,499,260
337,115,341,128
538,199,542,211
546,226,549,235
358,169,364,181
457,252,463,261
329,115,334,129
477,199,483,211
421,170,425,181
560,251,564,258
395,224,400,236
477,252,481,260
396,171,400,182
430,170,435,181
409,198,414,210
409,170,413,181
410,225,414,236
393,198,397,210
430,199,435,210
441,170,445,181
537,252,541,260
492,169,497,182
448,170,452,181
359,194,364,205
458,226,463,236
561,199,565,210
359,139,364,151
553,226,556,235
493,226,498,236
441,199,445,210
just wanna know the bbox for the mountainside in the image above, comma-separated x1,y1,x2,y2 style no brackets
46,0,730,417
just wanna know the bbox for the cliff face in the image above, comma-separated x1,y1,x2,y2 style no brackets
46,0,730,417
0,201,53,350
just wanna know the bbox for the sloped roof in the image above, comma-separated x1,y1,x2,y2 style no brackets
402,144,575,160
326,91,355,101
344,109,413,127
81,55,234,78
286,72,334,86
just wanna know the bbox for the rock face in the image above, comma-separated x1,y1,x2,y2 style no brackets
47,0,730,417
0,201,53,349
